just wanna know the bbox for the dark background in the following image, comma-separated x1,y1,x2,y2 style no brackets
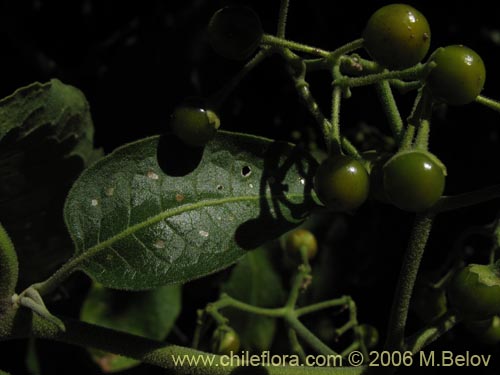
1,0,500,374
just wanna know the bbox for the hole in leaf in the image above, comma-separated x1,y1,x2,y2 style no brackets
241,165,251,177
216,184,224,191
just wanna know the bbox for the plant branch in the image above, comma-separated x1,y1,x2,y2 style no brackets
475,95,500,113
385,214,434,351
1,307,367,375
295,296,350,316
406,312,459,353
330,85,342,153
431,184,500,214
375,80,404,144
210,49,269,108
261,34,330,57
285,313,340,356
277,0,290,38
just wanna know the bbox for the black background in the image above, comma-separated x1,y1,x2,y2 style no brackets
1,0,500,374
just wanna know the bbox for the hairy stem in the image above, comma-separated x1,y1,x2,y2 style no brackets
475,95,500,113
375,80,404,144
385,214,434,351
277,0,290,38
261,34,330,57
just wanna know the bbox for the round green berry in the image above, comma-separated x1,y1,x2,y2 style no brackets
447,263,500,321
427,45,486,105
383,151,446,212
314,155,370,212
170,100,220,147
284,229,318,260
363,4,431,69
208,6,263,61
212,326,240,355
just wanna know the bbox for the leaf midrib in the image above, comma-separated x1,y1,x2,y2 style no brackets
69,192,306,271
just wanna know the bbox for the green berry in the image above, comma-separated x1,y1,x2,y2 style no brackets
208,6,263,61
447,263,500,321
314,155,370,212
363,4,431,69
427,45,486,105
284,229,318,260
170,99,220,147
212,326,240,355
383,151,446,212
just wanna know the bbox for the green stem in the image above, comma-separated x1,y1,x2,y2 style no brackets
330,85,342,153
399,125,415,151
214,295,286,318
285,314,340,356
288,328,308,364
431,184,500,214
286,264,311,309
375,80,404,144
414,120,430,150
31,257,79,297
475,95,500,113
277,0,290,38
304,57,329,72
341,137,361,159
338,63,428,88
0,308,361,375
385,214,434,351
329,38,364,61
411,89,433,150
210,49,269,109
406,313,458,353
295,296,350,317
261,34,330,57
191,309,205,349
281,50,332,147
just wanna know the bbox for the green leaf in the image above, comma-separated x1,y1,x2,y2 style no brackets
221,247,285,351
64,131,317,289
80,283,181,372
0,222,18,300
0,79,102,288
0,369,12,375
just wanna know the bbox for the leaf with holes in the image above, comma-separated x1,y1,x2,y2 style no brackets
63,131,318,290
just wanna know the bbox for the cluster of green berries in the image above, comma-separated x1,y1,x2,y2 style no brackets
314,150,446,213
168,4,486,214
363,4,485,106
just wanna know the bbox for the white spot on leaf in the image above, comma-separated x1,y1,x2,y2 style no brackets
153,240,166,249
199,230,209,238
147,170,159,180
91,199,99,207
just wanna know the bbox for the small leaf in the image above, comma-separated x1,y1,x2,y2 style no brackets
80,283,181,372
221,247,285,351
0,79,102,288
64,131,317,289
